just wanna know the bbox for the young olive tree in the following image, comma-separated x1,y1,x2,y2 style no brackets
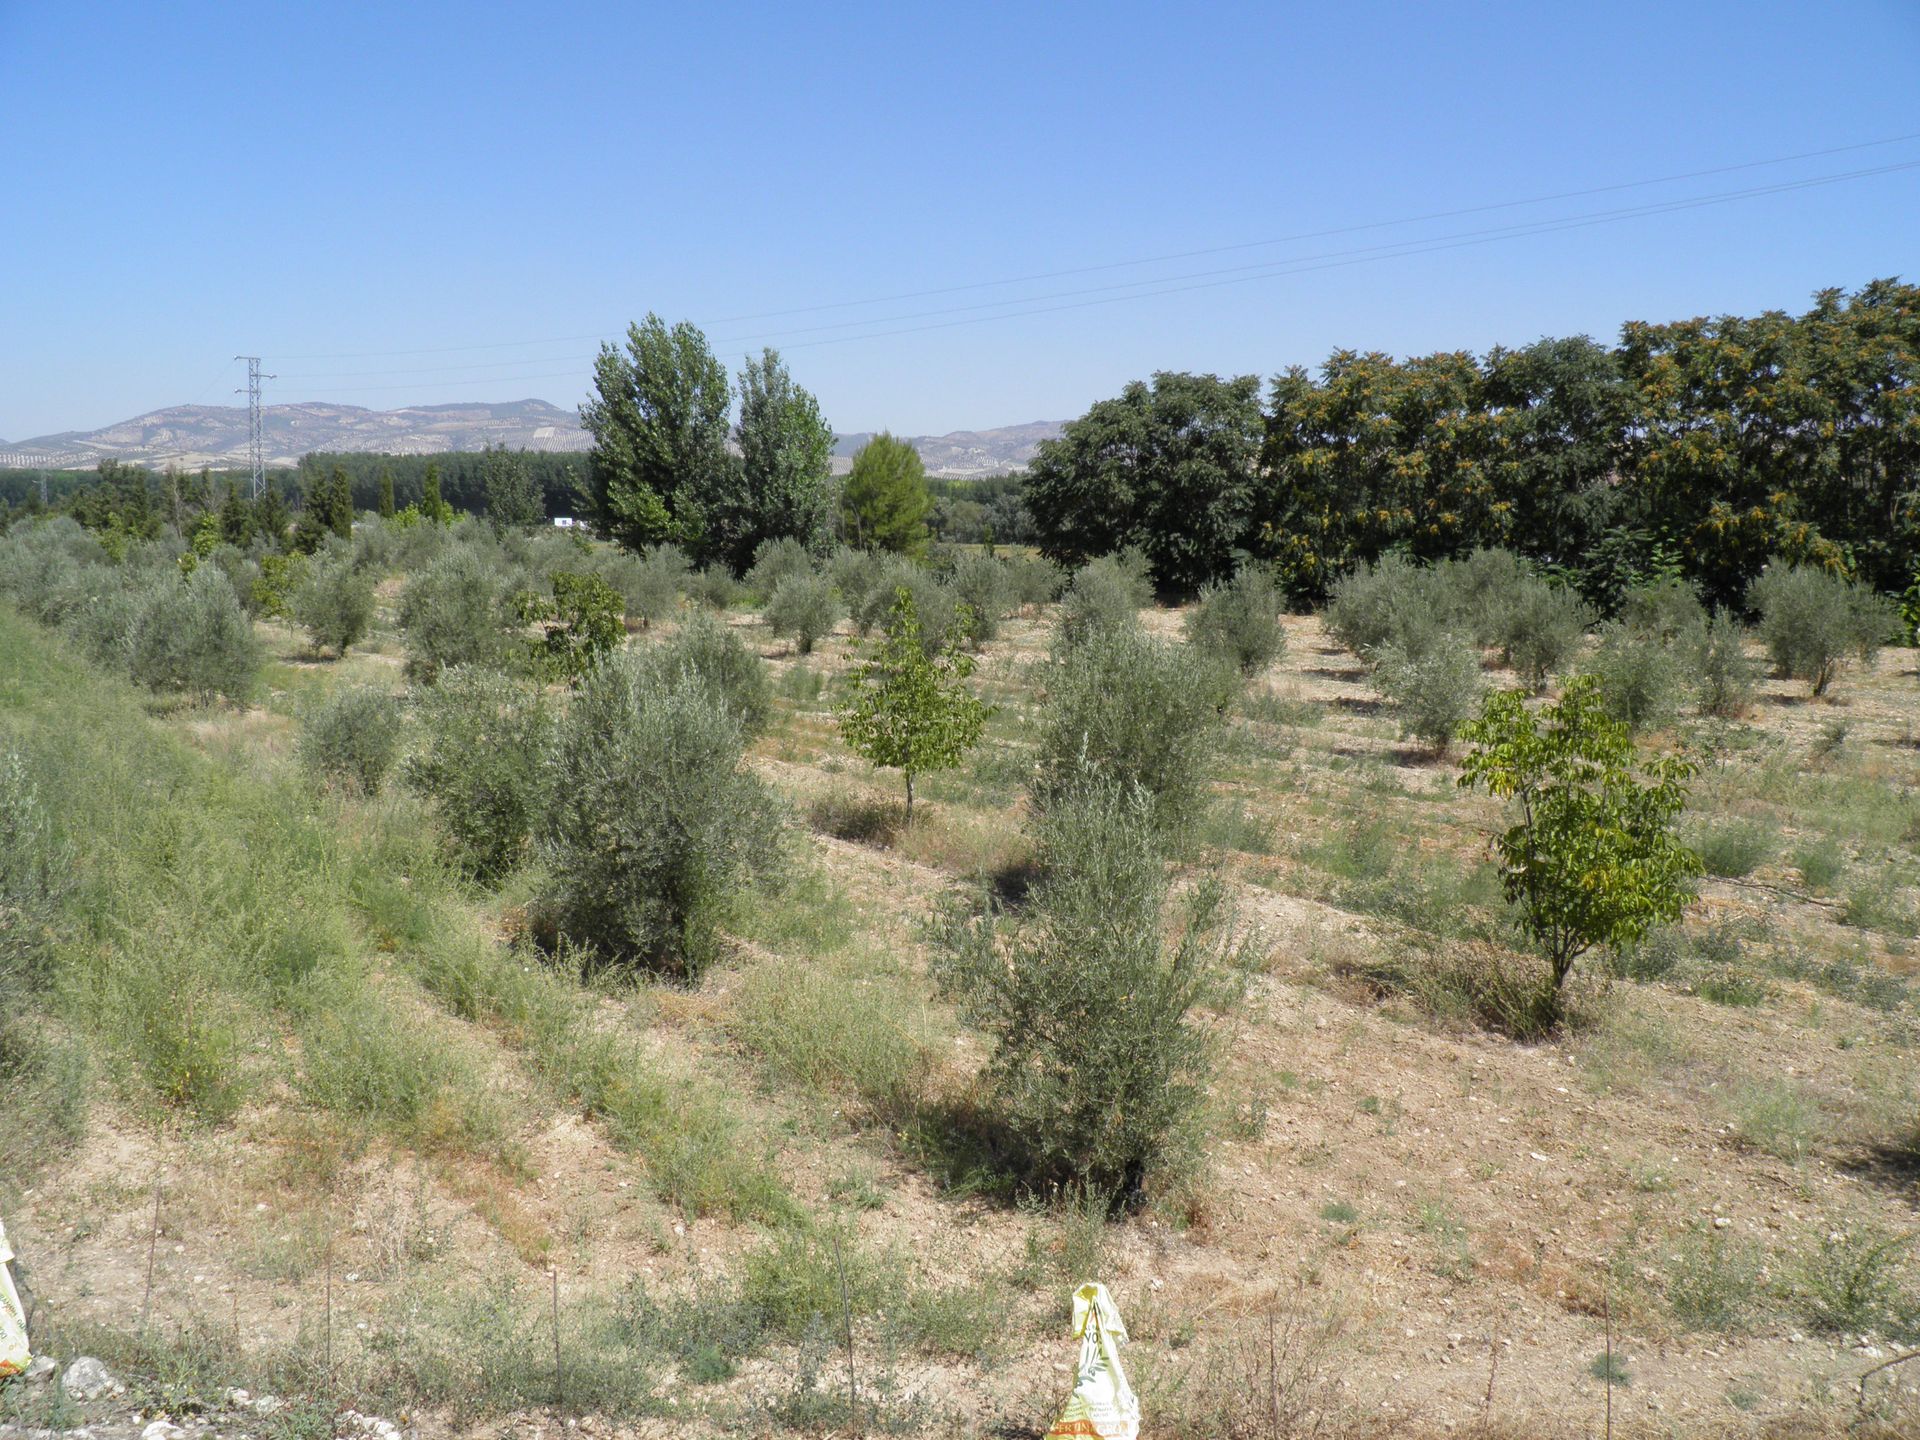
1458,677,1699,1025
935,779,1243,1204
838,588,990,818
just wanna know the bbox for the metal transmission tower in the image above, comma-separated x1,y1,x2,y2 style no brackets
234,356,275,499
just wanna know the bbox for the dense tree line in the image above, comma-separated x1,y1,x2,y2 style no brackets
1023,279,1920,607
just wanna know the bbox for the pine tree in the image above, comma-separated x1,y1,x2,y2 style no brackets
255,482,289,551
219,480,254,547
378,467,397,519
422,461,453,525
841,433,932,556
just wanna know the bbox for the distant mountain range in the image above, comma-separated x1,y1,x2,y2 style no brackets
0,401,1063,479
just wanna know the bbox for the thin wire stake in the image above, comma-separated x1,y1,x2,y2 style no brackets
1604,1280,1614,1440
140,1173,161,1332
833,1232,857,1426
551,1267,563,1409
324,1221,334,1397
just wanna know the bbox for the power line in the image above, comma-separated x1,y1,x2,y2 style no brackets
261,129,1920,366
271,154,1920,392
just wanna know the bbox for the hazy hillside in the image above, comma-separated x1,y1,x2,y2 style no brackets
1,399,591,470
3,403,1063,477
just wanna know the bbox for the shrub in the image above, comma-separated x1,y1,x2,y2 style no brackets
827,545,887,618
838,588,991,817
249,551,308,619
935,780,1243,1203
1007,553,1066,608
687,561,740,610
764,571,843,655
405,667,554,880
1056,553,1149,653
290,551,376,657
1691,817,1775,879
1619,577,1707,643
1492,577,1592,691
593,544,685,628
744,536,815,603
1748,561,1895,697
1585,620,1686,732
1794,1227,1914,1336
1432,547,1531,646
1324,552,1434,658
298,686,403,795
527,570,625,680
1458,677,1701,1025
1185,566,1287,675
541,655,783,977
1793,837,1846,893
1693,611,1758,718
1665,1224,1764,1333
948,551,1016,645
128,566,260,703
399,545,509,682
1372,629,1485,753
1032,623,1231,846
634,611,773,738
0,747,68,985
853,559,957,653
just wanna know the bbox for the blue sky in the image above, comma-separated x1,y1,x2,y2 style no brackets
3,0,1916,441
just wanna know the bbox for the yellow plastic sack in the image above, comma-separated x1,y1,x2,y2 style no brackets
1043,1282,1139,1440
0,1217,27,1378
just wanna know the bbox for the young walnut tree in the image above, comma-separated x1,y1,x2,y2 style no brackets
1458,675,1700,1021
837,588,990,818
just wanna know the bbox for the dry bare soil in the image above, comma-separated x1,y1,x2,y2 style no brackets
5,587,1919,1439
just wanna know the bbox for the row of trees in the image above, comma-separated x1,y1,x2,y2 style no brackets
1023,279,1920,606
581,316,938,569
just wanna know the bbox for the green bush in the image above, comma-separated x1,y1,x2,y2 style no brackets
1693,610,1758,718
853,559,957,653
291,551,376,657
528,570,625,680
1372,629,1485,753
1056,553,1150,652
1432,547,1531,646
128,566,260,703
1691,817,1775,879
1032,623,1231,846
1619,577,1707,644
297,685,403,795
1585,620,1686,732
948,551,1016,645
936,780,1243,1202
1793,1227,1914,1336
405,667,554,880
1324,552,1436,658
1185,566,1287,675
0,747,68,986
248,551,308,620
827,545,887,618
1748,562,1895,697
540,655,783,977
765,571,844,655
634,611,773,738
687,561,741,610
592,544,685,629
1491,577,1591,691
744,536,815,603
400,545,510,683
1007,553,1066,608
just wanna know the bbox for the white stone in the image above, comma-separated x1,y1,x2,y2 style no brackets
61,1357,121,1402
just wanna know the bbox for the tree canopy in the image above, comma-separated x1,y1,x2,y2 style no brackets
841,433,932,557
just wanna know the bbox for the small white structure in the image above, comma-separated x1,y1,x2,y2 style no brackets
552,516,579,529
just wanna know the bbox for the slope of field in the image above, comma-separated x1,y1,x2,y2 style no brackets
3,574,1919,1440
